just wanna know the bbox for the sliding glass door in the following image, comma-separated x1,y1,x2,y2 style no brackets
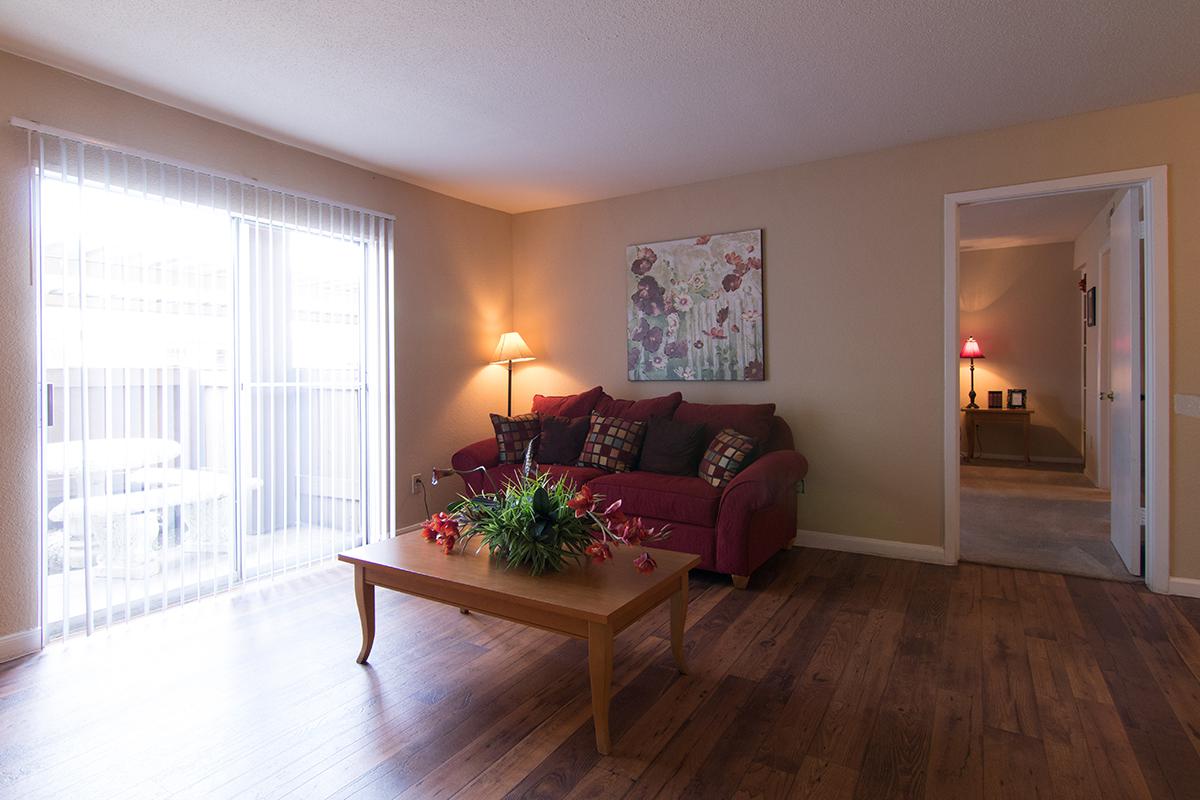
32,131,395,640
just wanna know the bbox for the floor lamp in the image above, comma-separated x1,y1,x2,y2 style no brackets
491,331,536,416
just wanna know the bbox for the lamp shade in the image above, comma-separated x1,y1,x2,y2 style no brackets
959,336,985,359
490,331,536,364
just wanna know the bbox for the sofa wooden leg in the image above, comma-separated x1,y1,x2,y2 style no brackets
731,575,749,590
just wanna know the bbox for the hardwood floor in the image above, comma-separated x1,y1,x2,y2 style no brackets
3,547,1200,799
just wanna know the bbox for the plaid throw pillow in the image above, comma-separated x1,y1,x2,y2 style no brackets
699,428,757,488
577,415,647,473
490,413,541,464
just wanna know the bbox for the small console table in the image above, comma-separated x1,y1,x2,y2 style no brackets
962,407,1034,464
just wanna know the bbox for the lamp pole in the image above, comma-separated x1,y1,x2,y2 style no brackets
966,357,978,409
506,359,513,416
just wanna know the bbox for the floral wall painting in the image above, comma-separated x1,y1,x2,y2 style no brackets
627,229,764,381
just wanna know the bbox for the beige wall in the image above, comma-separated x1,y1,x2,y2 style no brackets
958,243,1082,462
0,52,512,640
511,92,1200,579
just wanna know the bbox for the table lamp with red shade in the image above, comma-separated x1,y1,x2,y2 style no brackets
959,336,985,408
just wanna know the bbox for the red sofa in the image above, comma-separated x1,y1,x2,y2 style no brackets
450,389,808,587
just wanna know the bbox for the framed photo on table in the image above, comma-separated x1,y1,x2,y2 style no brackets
987,390,1003,409
1007,389,1027,409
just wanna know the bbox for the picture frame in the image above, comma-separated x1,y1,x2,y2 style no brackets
1085,286,1097,327
1007,389,1027,409
987,390,1003,409
626,229,764,381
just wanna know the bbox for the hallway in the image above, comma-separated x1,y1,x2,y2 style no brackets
961,461,1137,581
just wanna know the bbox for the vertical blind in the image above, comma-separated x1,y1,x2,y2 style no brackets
24,121,397,640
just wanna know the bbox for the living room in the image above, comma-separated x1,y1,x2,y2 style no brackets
2,3,1200,798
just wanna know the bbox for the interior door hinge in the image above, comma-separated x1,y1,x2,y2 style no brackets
1138,220,1147,239
1140,507,1147,526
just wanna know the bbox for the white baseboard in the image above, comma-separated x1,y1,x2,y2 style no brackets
0,628,40,664
792,529,952,565
1168,576,1200,598
961,451,1084,465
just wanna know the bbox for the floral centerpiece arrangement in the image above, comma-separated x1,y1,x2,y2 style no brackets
421,472,669,576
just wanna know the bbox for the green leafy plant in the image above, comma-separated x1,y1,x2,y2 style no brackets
422,472,669,576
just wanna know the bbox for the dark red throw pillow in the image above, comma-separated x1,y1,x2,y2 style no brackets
673,401,775,445
490,413,541,464
538,415,589,465
577,415,647,473
593,391,683,421
638,416,708,475
531,385,604,418
699,429,758,488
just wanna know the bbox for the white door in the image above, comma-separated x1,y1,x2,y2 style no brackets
1108,189,1142,575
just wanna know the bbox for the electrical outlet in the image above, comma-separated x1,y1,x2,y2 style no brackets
411,473,423,495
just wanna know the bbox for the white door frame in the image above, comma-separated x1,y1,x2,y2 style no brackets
943,166,1170,592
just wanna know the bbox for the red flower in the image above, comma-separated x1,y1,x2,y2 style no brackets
703,326,727,339
421,520,439,541
620,517,650,545
435,512,459,537
634,552,657,574
747,256,762,270
440,533,457,554
568,486,596,518
585,541,613,564
695,235,711,245
602,500,627,526
722,273,743,292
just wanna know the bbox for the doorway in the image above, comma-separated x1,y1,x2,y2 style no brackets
942,168,1169,591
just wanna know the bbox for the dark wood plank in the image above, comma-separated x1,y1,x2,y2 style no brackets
3,551,1200,800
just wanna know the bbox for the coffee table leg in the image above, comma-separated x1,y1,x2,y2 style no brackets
354,565,376,664
588,621,613,754
671,574,688,674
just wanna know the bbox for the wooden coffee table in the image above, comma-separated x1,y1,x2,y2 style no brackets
338,534,699,754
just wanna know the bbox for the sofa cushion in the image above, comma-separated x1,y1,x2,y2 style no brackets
490,413,541,464
531,385,604,418
674,400,776,445
699,428,758,488
638,416,708,475
586,471,722,528
538,415,589,465
577,415,647,473
592,391,683,421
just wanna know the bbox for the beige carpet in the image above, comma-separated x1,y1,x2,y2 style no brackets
960,461,1139,582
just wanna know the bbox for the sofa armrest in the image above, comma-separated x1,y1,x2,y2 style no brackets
720,450,809,511
452,437,500,471
715,449,808,578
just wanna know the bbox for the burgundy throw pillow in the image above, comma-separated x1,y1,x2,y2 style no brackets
577,415,647,473
531,385,604,418
699,429,758,488
490,413,541,464
538,415,589,465
638,416,708,475
593,391,683,421
674,401,776,446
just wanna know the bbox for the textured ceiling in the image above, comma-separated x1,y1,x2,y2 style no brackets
1,1,1199,212
959,190,1115,252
